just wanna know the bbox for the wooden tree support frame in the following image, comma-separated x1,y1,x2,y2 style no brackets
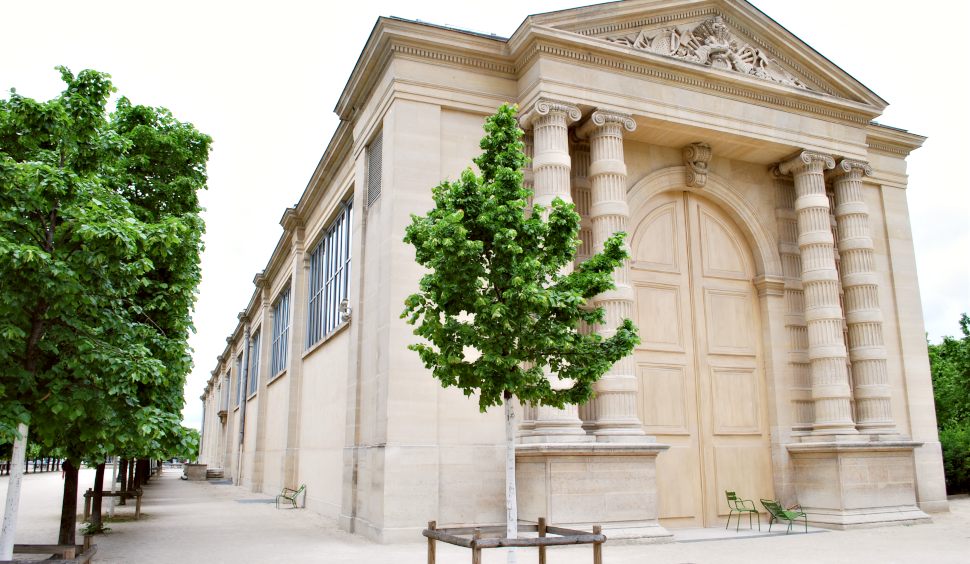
2,535,97,564
424,518,605,564
82,488,142,521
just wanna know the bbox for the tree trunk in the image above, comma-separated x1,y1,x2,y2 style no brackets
117,459,128,505
108,457,117,518
0,423,29,560
134,459,143,489
58,460,79,546
504,391,518,564
90,463,105,532
128,458,136,490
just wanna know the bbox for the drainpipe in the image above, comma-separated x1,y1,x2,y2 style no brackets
236,315,251,485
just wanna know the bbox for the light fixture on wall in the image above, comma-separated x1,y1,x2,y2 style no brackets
339,299,352,323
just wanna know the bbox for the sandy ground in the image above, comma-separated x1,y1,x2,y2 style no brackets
2,468,969,563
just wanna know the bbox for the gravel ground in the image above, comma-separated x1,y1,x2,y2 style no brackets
3,468,968,563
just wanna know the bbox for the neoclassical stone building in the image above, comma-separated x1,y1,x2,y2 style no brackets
198,0,947,542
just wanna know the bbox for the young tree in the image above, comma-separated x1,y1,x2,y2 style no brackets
0,67,210,552
402,104,639,555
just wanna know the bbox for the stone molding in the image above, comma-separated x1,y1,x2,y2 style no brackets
683,142,712,187
516,443,670,456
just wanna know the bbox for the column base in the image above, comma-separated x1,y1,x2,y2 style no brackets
516,442,672,543
787,439,929,529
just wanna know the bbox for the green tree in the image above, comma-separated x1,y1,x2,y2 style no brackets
402,104,639,551
0,67,210,549
929,313,970,494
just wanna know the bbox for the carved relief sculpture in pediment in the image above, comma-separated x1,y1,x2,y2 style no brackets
604,16,810,90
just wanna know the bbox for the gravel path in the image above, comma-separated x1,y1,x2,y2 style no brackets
3,468,968,563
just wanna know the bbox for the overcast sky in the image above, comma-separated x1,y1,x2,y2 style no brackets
3,1,968,430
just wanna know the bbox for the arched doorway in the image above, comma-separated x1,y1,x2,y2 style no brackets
631,190,774,528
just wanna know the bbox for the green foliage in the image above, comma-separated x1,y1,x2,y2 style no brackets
929,314,970,494
402,104,639,411
0,67,210,463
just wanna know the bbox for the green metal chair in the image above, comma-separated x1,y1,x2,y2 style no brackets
276,484,305,509
725,490,760,531
760,498,808,534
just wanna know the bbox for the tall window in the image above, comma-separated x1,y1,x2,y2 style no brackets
235,353,244,406
248,330,261,396
306,201,353,347
271,286,291,376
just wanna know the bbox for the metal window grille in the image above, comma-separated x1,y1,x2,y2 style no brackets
366,134,382,207
248,330,260,396
306,201,353,348
270,286,291,376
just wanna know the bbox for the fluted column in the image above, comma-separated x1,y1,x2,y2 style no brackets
578,110,647,442
777,151,856,436
830,159,897,434
519,99,589,442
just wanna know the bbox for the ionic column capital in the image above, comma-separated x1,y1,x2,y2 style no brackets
828,158,873,182
777,150,836,176
577,109,636,138
519,98,582,129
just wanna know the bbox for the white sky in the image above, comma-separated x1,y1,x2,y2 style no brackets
3,1,968,430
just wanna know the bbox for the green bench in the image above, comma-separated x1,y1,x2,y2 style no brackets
276,484,305,509
760,498,808,534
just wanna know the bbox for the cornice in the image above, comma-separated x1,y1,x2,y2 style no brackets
866,123,925,158
336,17,510,121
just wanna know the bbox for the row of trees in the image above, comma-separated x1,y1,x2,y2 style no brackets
929,314,970,494
0,67,209,555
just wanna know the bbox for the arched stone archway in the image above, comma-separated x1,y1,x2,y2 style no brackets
626,169,779,528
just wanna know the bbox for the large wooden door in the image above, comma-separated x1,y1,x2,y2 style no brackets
631,191,773,528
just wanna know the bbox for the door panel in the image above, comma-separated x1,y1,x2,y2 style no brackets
633,191,773,527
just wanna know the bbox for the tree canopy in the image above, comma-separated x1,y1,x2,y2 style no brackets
402,103,639,411
929,313,970,494
0,67,209,463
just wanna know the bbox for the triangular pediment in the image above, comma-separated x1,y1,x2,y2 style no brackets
518,0,886,111
597,15,814,92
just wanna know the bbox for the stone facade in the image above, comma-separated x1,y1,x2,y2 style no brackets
198,0,947,542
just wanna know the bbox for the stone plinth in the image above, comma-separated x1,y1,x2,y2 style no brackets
185,463,208,481
516,443,672,542
786,441,930,528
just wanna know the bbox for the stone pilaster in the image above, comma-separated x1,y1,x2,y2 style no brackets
774,178,813,432
777,151,856,436
830,159,896,434
570,141,597,431
281,208,308,486
578,109,647,442
519,99,589,442
517,133,537,438
250,273,273,492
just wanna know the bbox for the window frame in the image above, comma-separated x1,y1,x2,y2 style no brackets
247,328,261,397
270,285,291,378
306,200,353,349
